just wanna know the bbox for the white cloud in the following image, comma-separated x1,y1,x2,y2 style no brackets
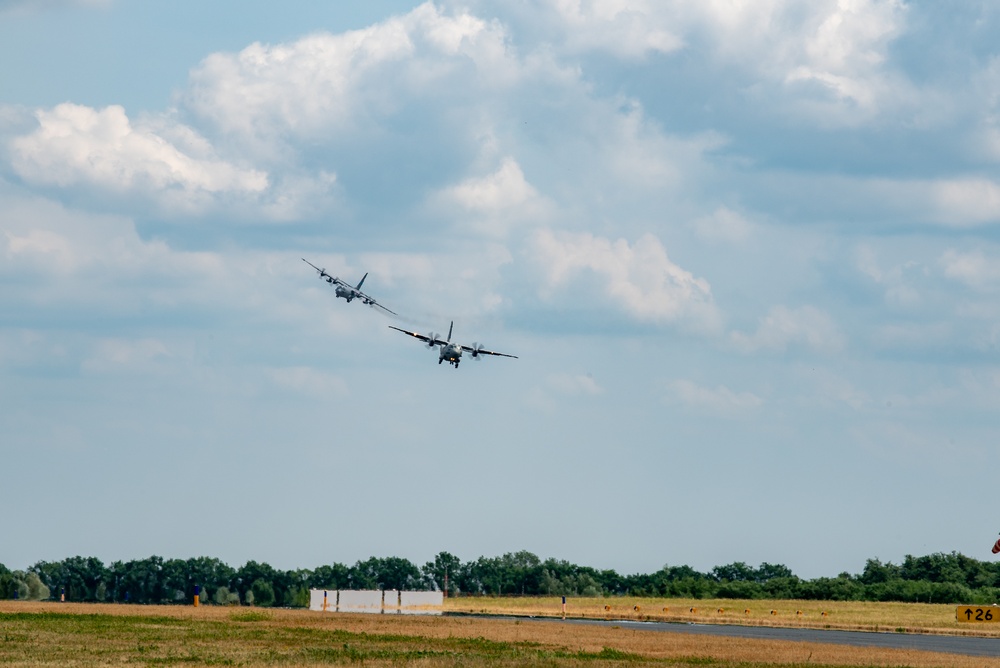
546,0,683,58
531,229,719,329
183,3,518,143
530,0,909,122
10,103,269,212
927,178,1000,227
432,157,552,238
665,378,763,416
854,245,926,308
692,206,754,243
0,188,222,285
941,249,1000,291
443,157,538,212
782,0,905,108
731,305,844,354
697,0,908,120
859,177,1000,228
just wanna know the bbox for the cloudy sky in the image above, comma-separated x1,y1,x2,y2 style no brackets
3,0,1000,580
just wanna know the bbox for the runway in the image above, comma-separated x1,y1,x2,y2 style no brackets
514,616,1000,658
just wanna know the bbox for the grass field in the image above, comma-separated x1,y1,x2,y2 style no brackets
3,599,1000,667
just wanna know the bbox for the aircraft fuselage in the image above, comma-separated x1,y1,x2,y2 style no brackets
335,286,357,302
439,343,463,367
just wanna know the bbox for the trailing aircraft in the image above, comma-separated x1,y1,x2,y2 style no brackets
389,321,518,369
302,258,397,316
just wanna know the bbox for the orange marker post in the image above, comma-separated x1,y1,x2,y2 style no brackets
194,585,200,607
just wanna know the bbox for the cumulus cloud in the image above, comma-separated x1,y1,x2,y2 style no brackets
0,188,222,284
509,0,909,122
432,157,552,237
665,378,763,416
183,2,517,144
731,305,844,354
781,0,906,107
531,229,719,329
545,0,683,58
442,157,538,212
10,103,269,212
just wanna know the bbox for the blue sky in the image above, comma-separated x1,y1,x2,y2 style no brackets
2,0,1000,580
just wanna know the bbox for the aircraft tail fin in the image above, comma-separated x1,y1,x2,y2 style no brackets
356,272,368,290
447,321,453,342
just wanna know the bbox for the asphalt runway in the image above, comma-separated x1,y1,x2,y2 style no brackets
520,616,1000,658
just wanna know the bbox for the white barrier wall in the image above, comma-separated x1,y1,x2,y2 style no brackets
337,589,383,613
400,591,443,615
308,589,443,615
308,589,336,611
382,589,400,613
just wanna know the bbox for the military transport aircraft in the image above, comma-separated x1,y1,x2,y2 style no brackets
389,321,518,369
302,258,397,316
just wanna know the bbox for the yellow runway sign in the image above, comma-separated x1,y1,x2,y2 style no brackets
956,606,1000,622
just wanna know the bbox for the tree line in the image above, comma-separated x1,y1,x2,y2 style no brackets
2,550,999,606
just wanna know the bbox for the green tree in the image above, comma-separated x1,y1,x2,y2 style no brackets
236,561,281,605
860,558,900,585
185,556,236,604
309,563,350,590
214,586,232,606
422,552,461,593
756,563,794,582
109,556,166,603
24,572,50,600
712,562,756,582
250,579,275,607
350,557,423,591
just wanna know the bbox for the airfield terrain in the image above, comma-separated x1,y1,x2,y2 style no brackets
3,599,1000,667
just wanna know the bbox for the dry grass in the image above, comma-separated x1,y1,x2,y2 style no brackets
445,596,1000,637
2,600,999,667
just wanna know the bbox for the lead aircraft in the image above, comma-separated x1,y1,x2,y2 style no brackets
389,321,518,369
303,258,397,316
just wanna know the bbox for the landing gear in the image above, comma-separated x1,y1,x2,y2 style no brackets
438,359,443,364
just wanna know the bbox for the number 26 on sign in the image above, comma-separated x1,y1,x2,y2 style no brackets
957,606,999,622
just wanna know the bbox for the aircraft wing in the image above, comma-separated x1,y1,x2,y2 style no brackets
302,258,327,277
388,326,446,346
358,291,398,316
461,344,519,359
302,258,346,286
